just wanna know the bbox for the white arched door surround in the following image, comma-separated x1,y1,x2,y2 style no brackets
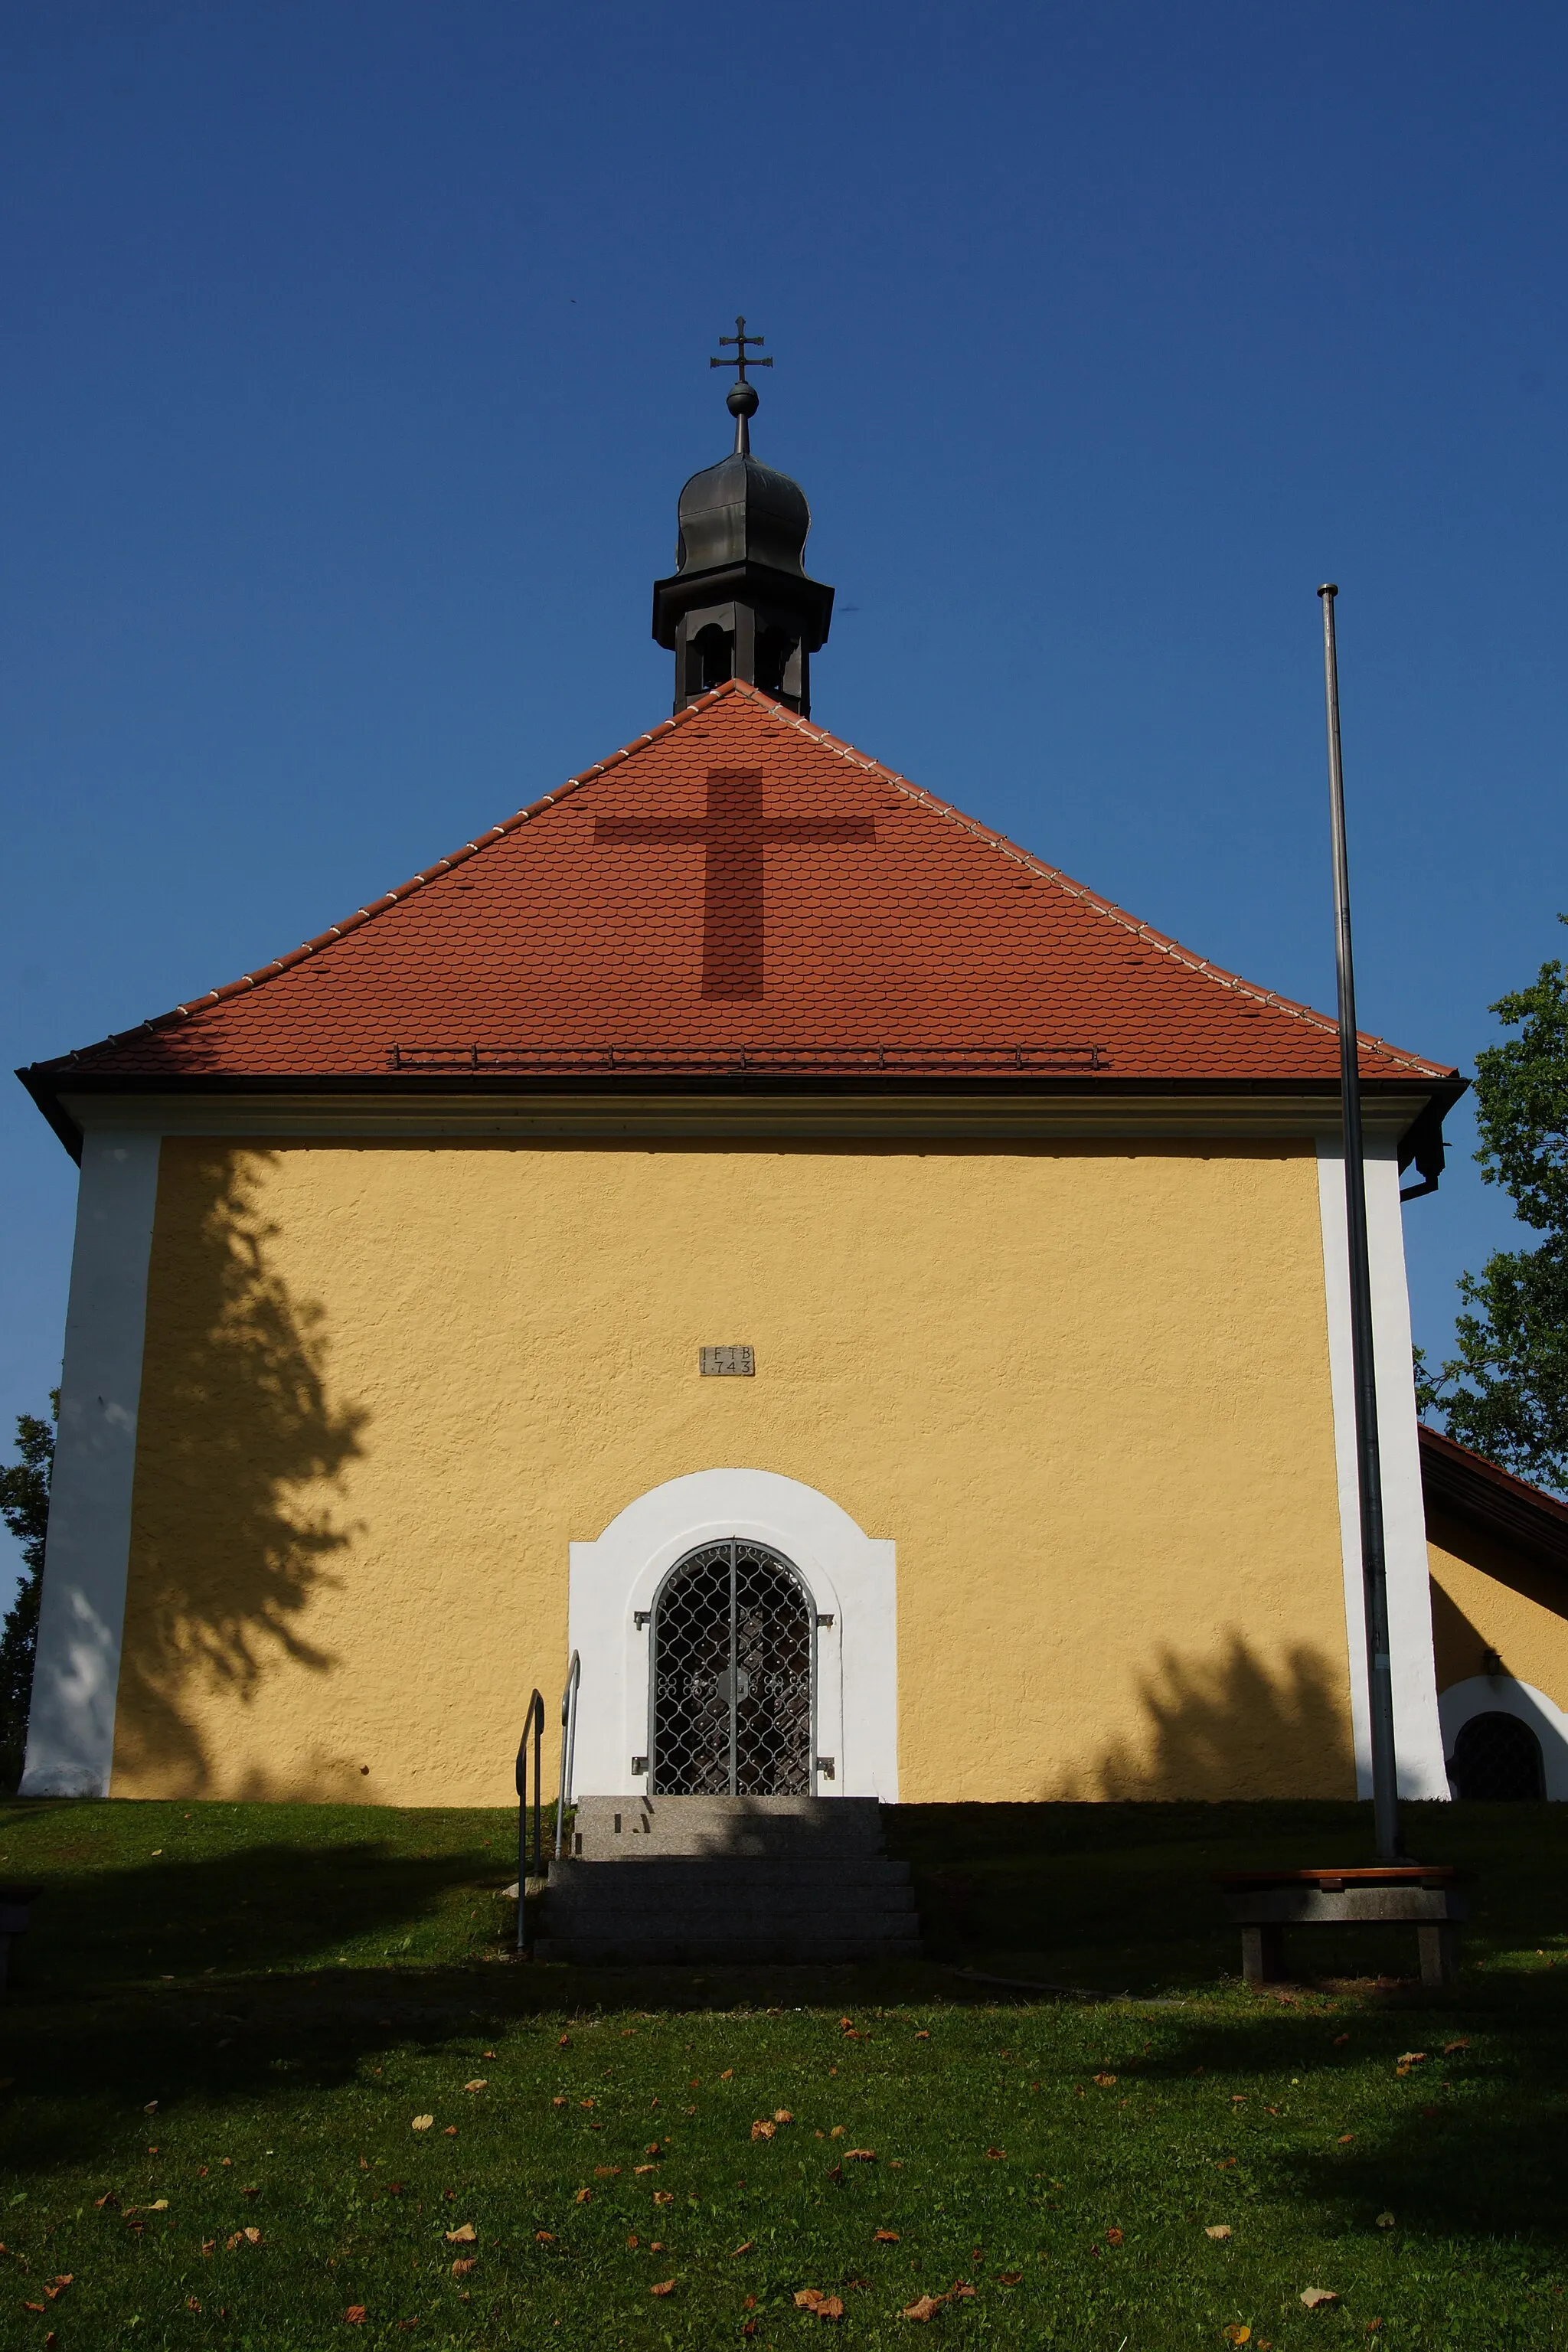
567,1469,898,1801
1438,1676,1568,1800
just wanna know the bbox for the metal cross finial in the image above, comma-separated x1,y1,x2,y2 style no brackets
710,315,773,452
710,315,773,385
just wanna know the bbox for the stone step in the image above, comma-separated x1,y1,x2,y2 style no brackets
546,1856,911,1896
544,1896,919,1933
550,1881,926,1919
570,1795,886,1860
534,1929,923,1965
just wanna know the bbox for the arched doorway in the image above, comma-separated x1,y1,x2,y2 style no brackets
1449,1710,1547,1801
650,1540,812,1795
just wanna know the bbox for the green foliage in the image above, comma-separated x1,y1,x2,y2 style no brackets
1420,922,1568,1494
0,1391,55,1788
2,1799,1567,2347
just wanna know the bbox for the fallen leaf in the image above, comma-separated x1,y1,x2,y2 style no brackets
751,2119,776,2141
845,2148,877,2163
774,2109,794,2125
344,2307,367,2324
650,2278,675,2298
731,2240,754,2256
1093,2073,1117,2088
1301,2287,1339,2309
243,2227,260,2246
551,2097,567,2109
573,2187,592,2205
1216,2158,1237,2170
450,2259,475,2278
93,2191,119,2208
997,2271,1023,2285
594,2165,621,2178
874,2229,901,2243
902,2295,944,2321
653,2190,675,2206
444,2224,477,2243
1442,2040,1469,2056
625,2233,638,2249
463,2080,487,2094
558,2035,570,2047
579,2099,594,2109
915,2030,930,2040
1336,2134,1354,2145
1397,2053,1427,2067
150,2198,169,2212
985,2147,1006,2161
645,2141,662,2155
201,2239,215,2256
1223,2329,1252,2347
143,2101,158,2115
535,2230,555,2243
186,2298,202,2314
743,2324,758,2340
410,2115,433,2132
1205,2224,1233,2240
1375,2212,1395,2230
441,2126,457,2137
1331,2033,1351,2047
720,2068,733,2079
1365,2321,1383,2334
796,2288,825,2308
830,2125,846,2138
815,2297,845,2319
650,2240,665,2252
633,2164,658,2175
1105,2227,1123,2246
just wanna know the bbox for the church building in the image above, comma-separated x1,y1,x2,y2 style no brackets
21,350,1481,1815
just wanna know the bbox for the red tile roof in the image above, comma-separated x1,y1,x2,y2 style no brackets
31,681,1456,1089
1419,1423,1568,1569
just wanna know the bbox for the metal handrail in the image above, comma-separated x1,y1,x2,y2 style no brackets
556,1651,581,1861
514,1688,546,1953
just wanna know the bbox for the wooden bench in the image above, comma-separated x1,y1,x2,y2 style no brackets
0,1886,41,1995
1215,1867,1465,1989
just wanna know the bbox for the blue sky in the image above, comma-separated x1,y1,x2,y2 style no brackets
5,2,1567,1601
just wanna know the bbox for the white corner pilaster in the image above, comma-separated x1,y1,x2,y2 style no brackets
1316,1137,1449,1799
21,1129,162,1798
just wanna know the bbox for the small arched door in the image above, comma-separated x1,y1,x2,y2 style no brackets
650,1540,812,1795
1449,1710,1547,1800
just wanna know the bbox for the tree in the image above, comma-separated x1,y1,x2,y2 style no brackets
0,1395,55,1790
1416,920,1568,1495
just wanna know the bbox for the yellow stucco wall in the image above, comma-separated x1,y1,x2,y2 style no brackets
113,1135,1356,1804
1428,1514,1568,1712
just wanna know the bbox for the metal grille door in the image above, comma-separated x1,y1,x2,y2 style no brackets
651,1541,812,1795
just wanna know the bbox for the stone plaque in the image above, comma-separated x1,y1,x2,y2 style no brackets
700,1344,754,1377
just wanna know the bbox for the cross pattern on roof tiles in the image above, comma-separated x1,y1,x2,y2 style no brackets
595,764,876,999
36,681,1456,1085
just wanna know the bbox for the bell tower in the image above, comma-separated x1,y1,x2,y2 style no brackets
652,318,835,718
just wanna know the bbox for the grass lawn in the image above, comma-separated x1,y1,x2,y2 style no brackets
1,1797,1566,2350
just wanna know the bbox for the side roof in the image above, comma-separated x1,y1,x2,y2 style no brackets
21,680,1461,1151
1420,1423,1568,1574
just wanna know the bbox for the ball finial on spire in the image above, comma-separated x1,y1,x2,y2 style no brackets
710,315,773,452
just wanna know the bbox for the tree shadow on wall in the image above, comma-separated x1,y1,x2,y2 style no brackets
1063,1632,1354,1800
113,1151,369,1794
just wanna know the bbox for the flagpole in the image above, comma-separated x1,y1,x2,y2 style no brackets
1318,584,1402,1863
